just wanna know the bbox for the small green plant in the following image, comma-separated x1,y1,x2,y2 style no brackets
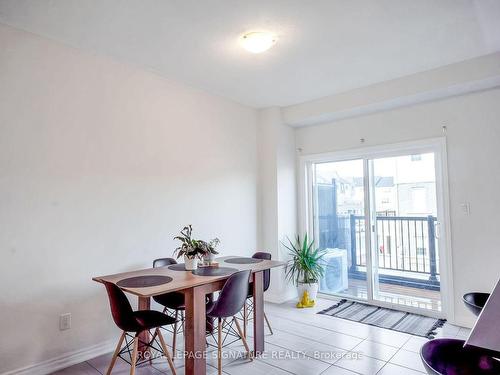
173,225,205,260
283,234,326,286
197,237,220,256
206,238,220,255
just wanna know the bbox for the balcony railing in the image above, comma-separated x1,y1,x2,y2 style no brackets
318,214,440,290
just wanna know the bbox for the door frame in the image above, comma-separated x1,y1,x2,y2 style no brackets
298,137,454,321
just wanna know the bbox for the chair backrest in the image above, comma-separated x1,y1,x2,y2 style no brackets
252,252,271,292
210,270,251,318
103,281,136,332
153,257,177,268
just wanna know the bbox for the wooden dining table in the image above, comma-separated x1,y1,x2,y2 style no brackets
93,256,284,375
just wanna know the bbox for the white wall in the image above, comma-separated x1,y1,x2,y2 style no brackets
0,24,258,374
295,87,500,327
257,108,297,303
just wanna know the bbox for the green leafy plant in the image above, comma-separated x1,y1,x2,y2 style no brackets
206,238,220,255
173,225,205,260
197,238,220,256
283,234,326,286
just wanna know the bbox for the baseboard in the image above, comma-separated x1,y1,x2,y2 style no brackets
3,339,115,375
265,289,297,304
452,315,474,329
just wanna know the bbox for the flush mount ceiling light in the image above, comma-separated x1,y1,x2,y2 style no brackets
240,32,277,53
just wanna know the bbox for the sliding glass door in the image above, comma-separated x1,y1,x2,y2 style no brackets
312,159,368,300
370,153,441,311
306,141,447,315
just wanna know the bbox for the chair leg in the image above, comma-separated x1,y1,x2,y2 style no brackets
217,317,222,375
156,328,177,375
106,331,126,375
233,317,252,361
130,337,139,375
172,310,179,359
264,311,273,335
181,310,185,333
243,301,247,338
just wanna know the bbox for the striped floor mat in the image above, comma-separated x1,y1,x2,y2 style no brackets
319,299,446,338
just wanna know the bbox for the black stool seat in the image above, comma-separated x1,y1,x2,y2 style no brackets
153,291,185,310
420,338,500,375
132,310,176,332
463,292,490,316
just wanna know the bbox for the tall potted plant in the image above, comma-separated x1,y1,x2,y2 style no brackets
283,234,326,303
173,225,205,270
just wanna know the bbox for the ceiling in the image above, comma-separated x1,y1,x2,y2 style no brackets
1,0,499,108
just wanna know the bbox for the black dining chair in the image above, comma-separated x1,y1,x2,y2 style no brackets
152,258,186,357
206,270,253,375
102,281,177,375
242,252,273,337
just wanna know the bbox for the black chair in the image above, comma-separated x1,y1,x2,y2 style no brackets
206,270,253,375
102,281,177,375
420,338,500,374
242,252,273,337
152,258,186,357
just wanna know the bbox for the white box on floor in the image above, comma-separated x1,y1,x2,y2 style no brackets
319,248,348,294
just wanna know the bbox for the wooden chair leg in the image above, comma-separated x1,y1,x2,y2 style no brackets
217,317,222,375
264,311,273,335
106,331,126,375
243,302,247,338
130,337,139,375
233,317,253,360
172,310,179,359
156,328,177,375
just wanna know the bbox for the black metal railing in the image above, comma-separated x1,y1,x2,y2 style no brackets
349,214,439,290
318,214,440,290
350,214,438,279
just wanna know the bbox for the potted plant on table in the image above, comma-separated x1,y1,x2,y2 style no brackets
200,238,220,265
173,225,205,270
283,234,326,307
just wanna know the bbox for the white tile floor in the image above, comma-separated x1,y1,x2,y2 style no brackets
52,298,470,375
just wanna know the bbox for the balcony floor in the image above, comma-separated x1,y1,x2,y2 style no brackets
329,277,442,312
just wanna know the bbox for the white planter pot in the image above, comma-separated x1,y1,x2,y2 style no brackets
297,282,319,301
184,256,198,270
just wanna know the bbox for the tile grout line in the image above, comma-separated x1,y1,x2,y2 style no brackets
337,337,388,375
266,310,370,340
267,308,419,346
319,362,362,375
85,360,104,375
265,327,360,355
253,356,300,375
378,339,427,375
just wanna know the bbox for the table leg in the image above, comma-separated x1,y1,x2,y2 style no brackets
137,296,151,358
252,271,264,356
184,285,207,375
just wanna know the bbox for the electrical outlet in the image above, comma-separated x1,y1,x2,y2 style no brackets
60,313,71,331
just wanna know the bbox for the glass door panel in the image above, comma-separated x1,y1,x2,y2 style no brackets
312,159,368,300
370,153,441,311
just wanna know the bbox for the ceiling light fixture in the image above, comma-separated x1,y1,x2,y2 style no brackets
240,32,277,53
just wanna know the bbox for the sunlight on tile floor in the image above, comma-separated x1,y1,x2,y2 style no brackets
52,298,469,375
